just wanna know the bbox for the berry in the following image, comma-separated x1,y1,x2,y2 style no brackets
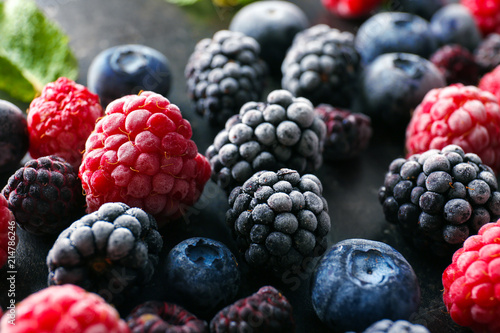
78,91,211,228
0,99,29,173
311,238,421,332
185,30,267,127
379,145,500,256
359,319,430,333
430,3,482,52
164,237,241,316
126,301,208,333
229,0,309,78
405,84,500,173
314,104,372,161
357,52,446,127
206,89,326,193
479,64,500,102
0,284,129,332
46,202,163,305
395,0,447,20
442,219,500,332
87,44,172,108
226,168,331,275
27,77,104,170
281,24,361,108
474,33,500,74
461,0,500,36
2,155,85,235
321,0,383,19
429,44,479,85
355,12,437,64
210,286,294,332
0,193,16,269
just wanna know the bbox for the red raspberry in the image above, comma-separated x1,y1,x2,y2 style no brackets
442,219,500,332
405,84,500,173
28,77,104,170
0,193,16,269
461,0,500,36
0,284,130,332
79,91,211,228
321,0,383,18
479,65,500,103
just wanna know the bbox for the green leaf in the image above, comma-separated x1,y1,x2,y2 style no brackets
0,0,79,103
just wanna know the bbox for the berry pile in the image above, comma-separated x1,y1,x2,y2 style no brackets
379,144,500,256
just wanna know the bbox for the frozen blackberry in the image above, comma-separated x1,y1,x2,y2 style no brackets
474,33,500,75
226,168,331,275
429,44,479,85
378,145,500,257
314,104,372,161
206,89,326,193
185,30,268,127
46,202,163,305
281,24,361,108
2,155,85,235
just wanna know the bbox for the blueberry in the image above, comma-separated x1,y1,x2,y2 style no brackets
355,12,438,64
0,100,29,173
311,239,421,332
164,237,241,317
87,44,171,107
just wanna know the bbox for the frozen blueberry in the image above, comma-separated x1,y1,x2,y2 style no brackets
0,100,29,173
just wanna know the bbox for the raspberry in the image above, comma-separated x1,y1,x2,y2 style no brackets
405,84,500,174
321,0,383,18
226,168,331,275
2,155,85,235
210,286,294,332
379,144,500,257
478,64,500,102
474,33,500,74
442,219,500,332
79,91,211,228
461,0,500,36
46,202,163,305
0,193,16,269
0,284,129,333
314,104,372,161
185,30,267,127
429,44,479,86
27,77,104,170
361,319,430,333
126,301,208,333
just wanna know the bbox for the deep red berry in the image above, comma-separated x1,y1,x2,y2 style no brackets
479,65,500,103
0,193,16,269
461,0,500,36
405,84,500,173
442,219,500,332
0,284,130,332
321,0,383,18
429,44,479,86
79,91,211,228
27,77,104,170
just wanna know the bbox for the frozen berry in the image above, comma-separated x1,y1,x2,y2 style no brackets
474,33,500,74
0,99,29,173
0,284,129,332
461,0,500,36
79,91,211,228
360,319,430,333
478,64,500,102
429,44,479,85
0,193,16,269
27,77,104,170
321,0,383,19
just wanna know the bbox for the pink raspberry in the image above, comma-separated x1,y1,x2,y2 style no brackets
405,84,500,173
461,0,500,36
0,193,16,269
0,284,130,333
479,64,500,103
442,219,500,332
28,77,104,170
79,91,211,228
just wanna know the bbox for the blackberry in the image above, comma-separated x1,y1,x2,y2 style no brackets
2,155,85,235
46,202,163,305
429,44,479,85
210,286,295,333
474,33,500,75
281,24,361,107
314,104,372,161
357,319,430,333
378,145,500,257
206,89,326,193
185,30,268,127
127,301,208,333
226,168,330,275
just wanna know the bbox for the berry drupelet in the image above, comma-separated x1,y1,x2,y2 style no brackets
226,168,331,275
281,24,361,108
379,145,500,256
185,30,267,127
206,89,326,194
